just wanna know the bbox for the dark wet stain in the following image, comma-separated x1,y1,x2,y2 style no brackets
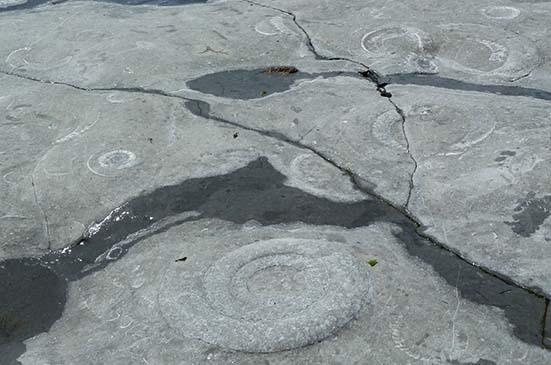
495,151,516,163
398,222,546,349
0,0,205,13
506,192,551,237
0,158,548,362
386,73,551,101
0,258,66,363
448,359,497,365
186,68,358,99
544,301,551,348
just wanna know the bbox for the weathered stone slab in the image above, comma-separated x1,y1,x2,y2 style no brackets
204,75,413,205
1,0,550,363
0,0,345,90
16,220,551,364
248,0,551,91
2,74,346,257
388,84,551,295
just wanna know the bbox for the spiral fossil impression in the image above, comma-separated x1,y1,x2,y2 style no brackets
159,238,371,352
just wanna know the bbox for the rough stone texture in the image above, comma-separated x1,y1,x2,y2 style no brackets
17,221,551,364
207,75,413,205
160,238,371,352
253,0,551,91
0,0,352,90
389,84,551,295
1,74,305,256
1,0,551,363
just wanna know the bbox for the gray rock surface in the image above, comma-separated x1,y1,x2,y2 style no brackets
17,222,551,364
1,0,550,363
389,85,551,295
208,75,413,204
254,0,551,91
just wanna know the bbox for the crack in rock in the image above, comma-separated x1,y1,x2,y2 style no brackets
241,0,390,93
387,99,418,210
1,0,551,358
4,154,549,361
2,61,551,351
242,0,396,98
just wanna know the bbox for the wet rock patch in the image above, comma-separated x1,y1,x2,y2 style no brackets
387,73,551,101
506,192,551,237
1,158,549,362
186,68,357,99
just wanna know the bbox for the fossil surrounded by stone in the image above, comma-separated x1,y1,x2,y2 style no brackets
1,0,551,363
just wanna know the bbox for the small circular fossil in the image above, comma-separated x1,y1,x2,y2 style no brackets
481,6,521,20
361,26,438,73
87,149,139,177
159,238,371,352
372,102,497,156
97,150,137,169
406,103,497,156
254,16,295,36
360,24,539,80
371,110,408,152
434,24,539,79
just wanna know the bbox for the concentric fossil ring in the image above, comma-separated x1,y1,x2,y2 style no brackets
434,24,540,79
360,25,438,73
87,149,139,177
360,23,539,79
159,238,371,352
481,6,521,19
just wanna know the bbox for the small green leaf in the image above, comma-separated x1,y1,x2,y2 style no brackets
368,259,378,267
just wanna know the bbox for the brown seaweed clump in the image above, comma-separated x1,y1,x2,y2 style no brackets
261,66,299,75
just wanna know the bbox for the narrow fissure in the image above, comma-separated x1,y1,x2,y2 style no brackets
387,98,418,210
1,1,550,355
3,52,551,350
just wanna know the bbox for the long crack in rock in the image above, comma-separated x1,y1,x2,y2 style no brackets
1,37,550,357
387,98,418,210
1,2,551,358
242,0,382,86
1,157,549,361
237,1,551,351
